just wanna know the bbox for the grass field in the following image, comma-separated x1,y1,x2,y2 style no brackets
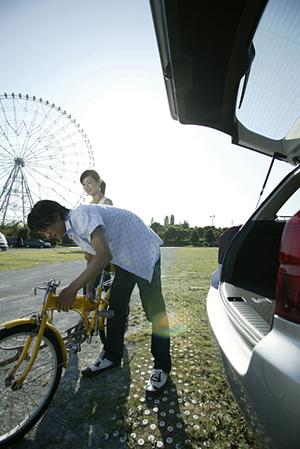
9,247,260,449
116,247,260,449
25,247,260,449
0,247,84,270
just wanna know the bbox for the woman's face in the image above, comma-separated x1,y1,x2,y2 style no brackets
82,176,101,196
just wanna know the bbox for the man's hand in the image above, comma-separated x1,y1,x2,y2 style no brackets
85,288,94,300
59,227,112,306
57,286,77,312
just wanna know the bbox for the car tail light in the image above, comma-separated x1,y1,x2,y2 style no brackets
275,210,300,324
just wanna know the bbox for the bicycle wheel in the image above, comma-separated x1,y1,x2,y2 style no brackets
0,324,63,447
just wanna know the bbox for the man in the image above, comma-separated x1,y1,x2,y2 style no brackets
27,200,171,394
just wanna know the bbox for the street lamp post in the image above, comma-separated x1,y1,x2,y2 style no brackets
210,215,215,226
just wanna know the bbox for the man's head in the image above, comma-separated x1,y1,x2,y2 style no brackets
27,200,69,239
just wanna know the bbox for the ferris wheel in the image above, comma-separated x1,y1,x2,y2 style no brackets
0,92,94,225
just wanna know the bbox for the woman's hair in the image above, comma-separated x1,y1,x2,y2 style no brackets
80,169,100,184
27,200,70,232
80,169,106,194
100,180,106,195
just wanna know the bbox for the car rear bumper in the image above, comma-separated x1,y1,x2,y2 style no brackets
207,284,300,449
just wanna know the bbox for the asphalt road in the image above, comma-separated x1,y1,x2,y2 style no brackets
0,247,177,327
0,259,86,324
0,247,178,449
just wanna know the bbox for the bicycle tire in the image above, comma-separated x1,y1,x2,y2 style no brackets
0,324,63,447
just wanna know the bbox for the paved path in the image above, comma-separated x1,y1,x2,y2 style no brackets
0,259,85,322
0,247,177,323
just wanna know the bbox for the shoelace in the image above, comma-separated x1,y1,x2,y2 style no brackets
93,351,105,367
94,358,102,367
151,370,161,382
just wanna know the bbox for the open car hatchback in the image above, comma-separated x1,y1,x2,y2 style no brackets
150,0,300,448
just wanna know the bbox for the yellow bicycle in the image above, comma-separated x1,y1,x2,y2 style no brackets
0,271,114,448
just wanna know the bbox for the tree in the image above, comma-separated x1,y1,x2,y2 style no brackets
204,227,218,247
164,216,169,228
150,222,165,240
197,227,204,239
190,228,200,246
0,221,22,236
165,225,180,244
177,227,190,244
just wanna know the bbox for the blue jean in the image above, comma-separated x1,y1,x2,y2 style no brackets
103,259,171,373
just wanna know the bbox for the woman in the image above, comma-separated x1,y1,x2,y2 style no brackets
80,169,113,205
80,169,113,295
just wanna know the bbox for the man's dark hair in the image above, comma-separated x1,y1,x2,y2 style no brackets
27,200,70,232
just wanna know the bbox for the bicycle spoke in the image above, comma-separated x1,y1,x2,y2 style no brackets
21,385,41,414
24,363,63,385
0,326,62,445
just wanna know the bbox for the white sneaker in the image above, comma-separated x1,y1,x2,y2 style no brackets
89,349,105,367
145,369,169,394
81,351,118,377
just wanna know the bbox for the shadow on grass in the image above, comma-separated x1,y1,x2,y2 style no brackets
15,347,131,449
145,377,189,447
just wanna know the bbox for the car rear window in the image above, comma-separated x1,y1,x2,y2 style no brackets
236,0,300,141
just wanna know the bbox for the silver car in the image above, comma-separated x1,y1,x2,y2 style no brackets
150,0,300,448
0,232,8,251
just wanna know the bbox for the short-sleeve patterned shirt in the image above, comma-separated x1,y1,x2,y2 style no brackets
65,204,163,282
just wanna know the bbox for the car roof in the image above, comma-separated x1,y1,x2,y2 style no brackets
150,0,300,165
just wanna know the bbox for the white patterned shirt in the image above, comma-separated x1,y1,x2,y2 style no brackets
65,204,163,282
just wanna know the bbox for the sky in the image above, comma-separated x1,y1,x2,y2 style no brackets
0,0,295,228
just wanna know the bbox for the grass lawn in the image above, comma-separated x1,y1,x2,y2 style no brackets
42,247,259,449
0,247,84,270
115,247,260,449
13,247,260,449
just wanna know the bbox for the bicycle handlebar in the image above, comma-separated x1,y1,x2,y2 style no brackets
33,279,60,296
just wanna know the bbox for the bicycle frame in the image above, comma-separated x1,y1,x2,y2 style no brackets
1,279,111,389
